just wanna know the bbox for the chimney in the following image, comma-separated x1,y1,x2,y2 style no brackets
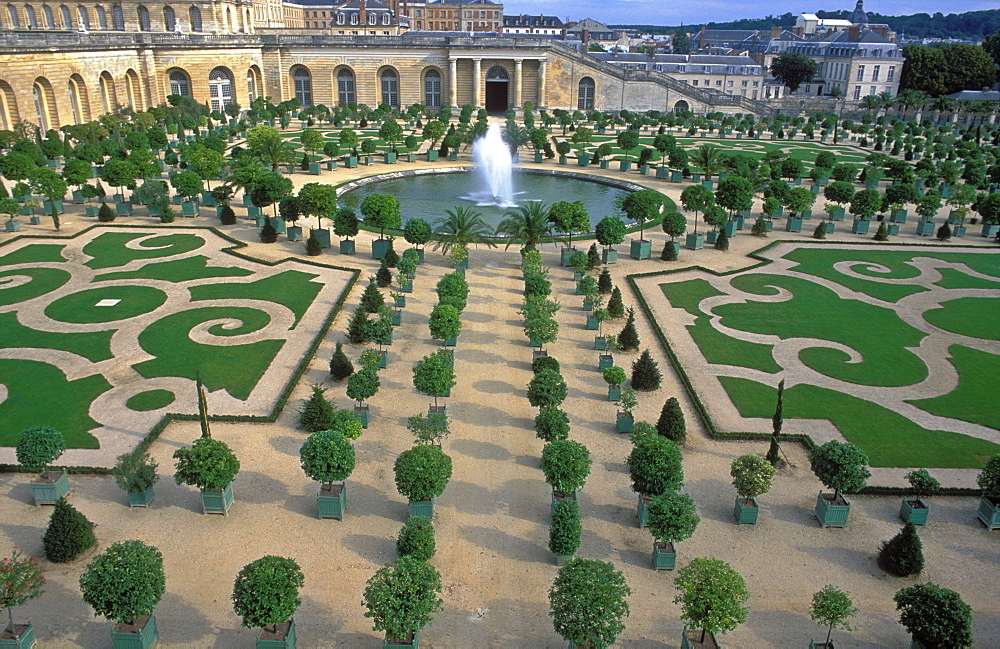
358,0,366,25
582,29,589,45
699,25,705,50
769,25,781,39
848,24,860,41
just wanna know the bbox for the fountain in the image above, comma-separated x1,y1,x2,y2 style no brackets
467,122,516,208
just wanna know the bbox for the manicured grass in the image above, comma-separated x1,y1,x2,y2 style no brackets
935,266,1000,290
126,389,176,412
719,376,1000,468
189,269,323,325
0,358,106,448
0,243,67,265
95,255,253,283
134,306,283,401
924,297,1000,340
0,267,71,307
44,285,168,324
82,232,206,270
909,345,1000,431
717,273,928,387
0,312,113,362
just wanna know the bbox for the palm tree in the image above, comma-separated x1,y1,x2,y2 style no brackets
691,143,723,179
431,206,498,255
255,136,296,172
460,121,490,152
859,94,882,113
729,158,770,196
502,122,531,156
495,201,553,250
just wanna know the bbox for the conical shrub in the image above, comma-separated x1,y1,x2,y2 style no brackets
329,342,355,381
656,397,686,443
43,497,96,563
631,349,662,391
607,287,624,318
878,522,924,577
299,384,336,432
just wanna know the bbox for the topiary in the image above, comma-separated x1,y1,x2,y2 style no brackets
173,437,241,491
535,407,570,442
527,368,568,410
394,444,453,502
655,397,686,443
299,428,355,487
549,498,582,557
232,555,304,633
42,497,96,563
597,268,613,294
540,440,592,495
97,202,115,222
532,355,560,374
813,221,827,239
376,260,392,288
714,228,729,251
298,384,336,433
259,220,278,243
396,516,436,561
346,307,371,344
329,342,355,381
79,540,165,626
219,205,237,225
627,435,683,497
661,241,678,261
586,243,601,268
873,221,889,241
631,349,662,391
360,280,385,313
383,239,400,268
306,230,322,256
750,216,768,237
878,522,924,577
618,312,640,351
646,490,700,546
607,287,625,318
936,223,951,241
16,425,66,473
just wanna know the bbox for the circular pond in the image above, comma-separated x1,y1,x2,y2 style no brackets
338,169,637,230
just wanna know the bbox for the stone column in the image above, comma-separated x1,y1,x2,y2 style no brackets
473,58,481,108
449,58,458,107
514,59,523,108
538,59,547,108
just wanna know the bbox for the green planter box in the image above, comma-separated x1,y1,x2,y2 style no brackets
594,336,606,351
685,233,705,250
601,248,617,264
4,221,20,232
326,161,336,171
443,336,457,347
409,498,434,519
71,190,86,204
345,156,358,168
952,225,966,236
395,294,407,307
384,152,398,164
734,498,759,525
116,202,134,217
641,166,651,176
533,151,543,163
916,219,936,236
851,219,870,234
558,155,568,165
201,482,234,515
286,226,304,242
976,495,1000,530
616,412,633,433
829,207,845,221
824,222,836,235
448,151,458,161
384,631,417,648
30,470,69,506
607,387,621,401
85,207,98,217
692,173,702,183
655,166,669,179
308,162,321,175
636,494,650,527
317,483,346,520
354,405,370,428
598,354,613,370
201,192,217,207
405,153,417,163
268,217,286,234
786,217,803,232
586,315,599,330
0,622,35,649
427,151,439,162
733,215,746,230
248,206,262,218
560,247,577,266
723,221,738,236
376,349,389,367
111,614,158,649
701,179,714,190
257,619,295,649
392,310,402,326
127,486,155,508
619,160,632,172
888,224,900,235
982,224,1000,238
682,629,722,649
372,238,390,259
630,239,651,260
815,492,850,528
42,199,64,215
706,231,718,245
652,541,676,570
338,238,353,253
671,170,684,182
577,154,590,166
899,498,928,526
809,640,836,649
600,160,610,169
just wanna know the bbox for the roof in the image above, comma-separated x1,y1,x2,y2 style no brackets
503,14,564,28
566,18,613,33
948,90,1000,101
432,0,500,4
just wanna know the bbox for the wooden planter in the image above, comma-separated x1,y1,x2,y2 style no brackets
201,482,234,515
384,631,417,648
127,486,155,508
629,239,651,260
560,247,577,267
339,238,354,254
550,489,577,517
607,387,621,402
602,248,618,264
555,553,573,566
810,640,836,648
257,619,295,649
851,219,870,234
976,495,1000,530
899,498,929,525
636,494,650,527
0,623,36,649
652,541,676,570
585,315,599,330
594,336,606,351
734,497,759,525
681,628,722,649
354,405,370,429
616,412,633,434
685,233,705,251
409,498,434,519
30,470,69,505
815,492,851,528
318,483,346,520
372,238,391,259
598,354,613,370
111,614,158,649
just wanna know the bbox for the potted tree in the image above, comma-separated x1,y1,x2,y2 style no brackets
809,585,857,649
333,207,359,253
79,540,165,649
363,556,443,648
975,454,1000,530
674,558,749,649
603,366,626,401
527,368,568,411
396,516,436,561
15,426,68,506
646,491,700,570
900,469,940,526
616,386,637,433
403,218,432,262
347,367,380,428
300,429,355,520
549,498,582,566
111,451,159,508
0,550,44,649
233,555,304,649
627,435,683,527
541,440,592,514
549,558,630,649
406,412,451,448
412,350,456,415
428,304,461,346
894,583,973,649
360,193,402,259
622,189,665,259
172,437,241,515
809,440,870,528
394,444,453,519
594,216,626,264
730,454,776,525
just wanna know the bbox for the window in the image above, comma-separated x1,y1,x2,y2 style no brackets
869,86,876,95
208,67,234,111
68,77,83,123
350,13,356,24
337,68,355,105
7,5,20,28
247,70,256,103
336,12,343,24
380,68,398,108
59,4,70,27
77,4,88,27
872,65,880,82
853,85,861,100
169,70,189,96
33,84,47,130
163,6,174,30
137,5,149,30
293,67,312,106
112,4,123,29
577,77,595,110
715,80,722,87
43,5,54,27
856,65,864,81
189,5,200,30
424,69,441,107
26,5,36,28
887,65,895,82
368,12,374,24
727,80,733,87
752,81,758,87
382,13,388,24
95,5,106,29
692,80,698,86
742,80,748,87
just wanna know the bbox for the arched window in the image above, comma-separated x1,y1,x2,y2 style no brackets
336,12,343,24
77,5,88,28
368,12,374,24
673,100,689,113
0,80,19,130
111,3,122,29
33,78,56,130
577,77,595,111
350,12,356,24
188,5,200,31
59,4,70,27
33,85,46,129
163,6,174,30
292,66,312,106
99,71,115,113
168,70,189,96
26,5,37,28
246,69,256,104
380,68,398,108
7,5,21,28
124,69,140,109
68,77,82,123
424,69,441,108
337,68,355,105
208,67,234,111
42,4,54,27
382,13,389,24
137,4,149,30
486,66,508,80
95,5,106,29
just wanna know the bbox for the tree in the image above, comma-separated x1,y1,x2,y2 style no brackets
672,27,691,54
770,52,819,92
894,583,973,649
436,271,469,312
849,188,882,221
784,186,815,218
616,129,640,161
549,498,582,557
80,541,165,626
647,490,700,549
42,497,96,562
631,349,661,391
899,45,948,96
654,397,685,443
594,216,626,252
548,558,630,648
363,556,443,643
412,350,457,407
259,219,278,244
730,454,775,505
360,193,401,239
422,120,445,149
379,118,404,153
297,384,336,432
172,437,240,491
495,202,553,250
878,522,925,577
607,287,625,319
26,167,68,230
232,556,304,635
691,144,724,179
627,435,684,498
394,444,453,502
432,205,496,255
535,407,570,442
397,517,436,561
520,297,560,351
714,176,753,217
403,217,432,250
249,171,293,217
540,440,592,495
346,366,380,407
527,368,568,410
428,304,461,344
673,558,749,644
0,550,45,631
680,184,714,234
940,43,997,95
810,585,857,647
598,268,613,294
766,379,785,466
618,309,640,351
15,425,65,473
809,440,870,500
297,182,338,226
621,188,665,240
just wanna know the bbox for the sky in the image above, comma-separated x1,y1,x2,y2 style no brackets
501,1,998,28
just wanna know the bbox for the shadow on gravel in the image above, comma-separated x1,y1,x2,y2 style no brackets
443,480,499,515
450,438,512,461
268,435,302,458
458,348,506,364
234,470,288,505
158,591,214,644
343,533,397,564
459,524,549,563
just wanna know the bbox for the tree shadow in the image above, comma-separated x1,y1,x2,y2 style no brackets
157,590,214,644
442,480,499,516
457,348,505,365
268,434,302,458
470,379,519,395
512,453,540,469
450,438,512,462
234,470,288,505
342,533,397,564
458,329,500,346
498,477,549,524
458,524,549,563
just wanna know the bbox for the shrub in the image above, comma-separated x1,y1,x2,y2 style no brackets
363,556,443,641
627,435,683,497
540,440,592,495
587,243,601,268
674,558,749,643
810,585,857,647
16,426,66,472
396,516,436,561
232,556,304,631
173,437,240,491
376,260,392,288
346,367,380,406
977,455,1000,499
298,384,336,432
97,202,115,222
631,349,661,391
874,221,889,241
750,216,768,236
607,287,624,318
618,308,639,350
905,469,941,500
598,268,613,294
602,365,626,389
812,221,827,239
936,223,951,241
306,231,322,256
714,228,729,251
394,445,453,501
809,440,870,499
42,497,96,563
894,583,973,649
878,522,924,577
259,219,278,243
360,280,385,313
112,451,159,494
527,368,568,409
428,304,461,342
406,412,451,446
383,239,400,268
661,241,679,261
80,540,164,625
347,307,371,344
299,429,355,487
730,454,775,504
532,355,560,374
329,342,355,381
646,491,700,545
655,397,685,442
219,205,237,225
328,409,363,441
549,558,630,647
535,407,570,442
549,498,582,556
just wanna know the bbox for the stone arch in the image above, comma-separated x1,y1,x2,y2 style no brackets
42,4,54,27
291,65,311,107
0,79,20,129
485,65,510,114
247,65,263,104
58,3,70,27
25,5,38,28
7,4,22,28
166,67,190,97
378,66,399,108
68,73,90,123
486,65,508,80
124,68,142,110
673,100,690,113
32,76,57,131
422,67,442,108
99,70,116,113
336,66,356,106
577,76,595,111
76,4,88,28
94,4,106,29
